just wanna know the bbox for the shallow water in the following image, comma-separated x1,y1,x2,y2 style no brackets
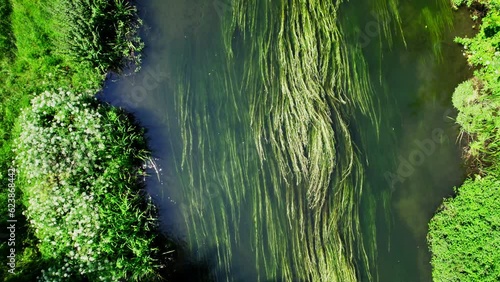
101,1,474,281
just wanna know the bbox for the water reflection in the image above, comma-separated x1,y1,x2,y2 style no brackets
100,0,474,281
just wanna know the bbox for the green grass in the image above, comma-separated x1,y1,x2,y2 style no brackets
0,0,169,281
428,1,500,281
1,0,102,277
0,0,46,279
50,0,144,73
14,89,164,281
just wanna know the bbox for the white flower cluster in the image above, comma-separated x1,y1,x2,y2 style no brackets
15,89,105,182
14,89,121,281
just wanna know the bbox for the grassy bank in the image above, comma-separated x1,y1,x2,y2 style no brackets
0,0,171,281
15,89,162,281
428,1,500,281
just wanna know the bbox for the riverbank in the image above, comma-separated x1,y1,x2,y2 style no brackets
0,0,172,281
428,1,500,281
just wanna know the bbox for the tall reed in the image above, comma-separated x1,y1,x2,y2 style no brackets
50,0,144,73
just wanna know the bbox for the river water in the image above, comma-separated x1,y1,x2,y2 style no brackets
100,0,474,281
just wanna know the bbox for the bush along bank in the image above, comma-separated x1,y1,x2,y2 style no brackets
428,1,500,281
15,90,164,281
0,0,173,281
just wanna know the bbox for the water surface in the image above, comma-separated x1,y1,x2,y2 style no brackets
101,1,473,281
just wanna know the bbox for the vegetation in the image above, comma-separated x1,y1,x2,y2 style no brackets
428,1,500,281
51,0,144,73
15,89,161,281
0,0,14,57
451,0,476,8
221,2,379,280
169,0,402,281
429,176,500,282
0,0,169,281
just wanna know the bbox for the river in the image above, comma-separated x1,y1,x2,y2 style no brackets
100,0,474,281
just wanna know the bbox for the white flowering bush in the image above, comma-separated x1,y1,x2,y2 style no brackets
14,89,162,281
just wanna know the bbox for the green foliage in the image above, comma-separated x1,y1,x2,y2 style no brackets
1,4,102,278
452,80,500,163
429,2,500,281
428,176,500,282
0,0,163,280
0,1,44,280
51,0,144,73
451,0,475,8
451,0,494,8
452,80,476,111
14,89,162,281
9,0,103,90
0,0,15,58
455,0,500,96
451,0,500,163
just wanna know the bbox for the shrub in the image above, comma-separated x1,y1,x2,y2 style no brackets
452,80,499,162
428,176,500,282
15,89,162,281
451,0,475,8
51,0,144,73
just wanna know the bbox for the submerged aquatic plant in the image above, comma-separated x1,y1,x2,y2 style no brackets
167,0,403,281
220,1,377,280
